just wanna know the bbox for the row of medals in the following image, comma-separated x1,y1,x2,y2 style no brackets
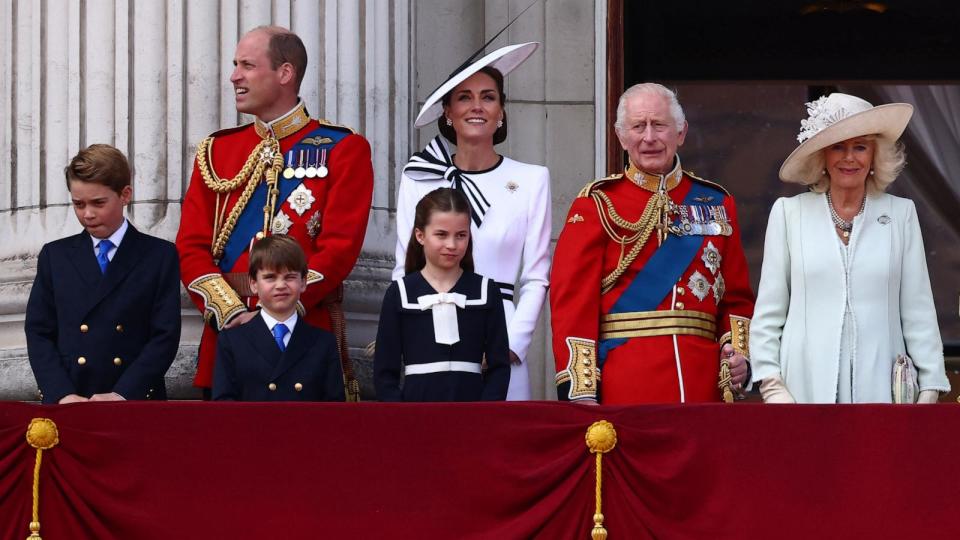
282,149,329,180
667,201,733,237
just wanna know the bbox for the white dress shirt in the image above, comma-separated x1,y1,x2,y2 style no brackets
260,310,299,349
90,218,129,261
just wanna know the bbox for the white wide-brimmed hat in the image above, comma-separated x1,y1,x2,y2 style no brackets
779,93,913,184
413,42,539,128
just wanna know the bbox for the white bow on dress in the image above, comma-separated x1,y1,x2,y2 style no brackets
417,292,467,345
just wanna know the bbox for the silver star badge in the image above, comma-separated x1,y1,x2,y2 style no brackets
701,241,721,275
712,272,726,305
287,184,316,216
687,271,711,301
271,211,293,235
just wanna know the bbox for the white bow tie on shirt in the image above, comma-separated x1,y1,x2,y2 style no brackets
417,292,467,345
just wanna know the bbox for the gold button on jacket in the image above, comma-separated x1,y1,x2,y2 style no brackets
77,357,86,365
80,324,89,333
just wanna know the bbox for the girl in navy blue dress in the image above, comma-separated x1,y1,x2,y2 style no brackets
375,188,509,401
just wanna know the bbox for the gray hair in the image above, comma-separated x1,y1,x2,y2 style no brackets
808,135,907,193
614,83,686,134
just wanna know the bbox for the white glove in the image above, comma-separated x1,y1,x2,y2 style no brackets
916,389,939,404
760,376,796,404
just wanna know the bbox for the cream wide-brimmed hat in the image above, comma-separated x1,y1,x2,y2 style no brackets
779,93,913,184
413,42,539,128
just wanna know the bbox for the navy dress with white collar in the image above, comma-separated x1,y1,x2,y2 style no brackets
374,271,510,401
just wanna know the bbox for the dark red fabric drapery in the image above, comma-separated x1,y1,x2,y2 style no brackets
2,402,960,539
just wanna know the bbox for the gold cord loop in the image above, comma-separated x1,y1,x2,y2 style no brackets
196,136,284,258
594,191,670,293
585,420,617,540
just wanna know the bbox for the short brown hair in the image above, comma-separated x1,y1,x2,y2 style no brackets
404,188,474,275
248,235,308,279
63,144,131,195
438,67,508,145
255,26,307,90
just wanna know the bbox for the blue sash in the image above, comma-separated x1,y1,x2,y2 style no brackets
597,181,725,365
219,125,350,272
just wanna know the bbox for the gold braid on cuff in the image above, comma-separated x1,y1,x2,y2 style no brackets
188,274,246,330
555,337,599,400
729,315,751,357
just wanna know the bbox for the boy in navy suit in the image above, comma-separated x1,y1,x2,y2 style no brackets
25,144,181,403
212,235,346,401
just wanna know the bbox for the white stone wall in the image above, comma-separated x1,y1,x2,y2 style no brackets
0,0,601,400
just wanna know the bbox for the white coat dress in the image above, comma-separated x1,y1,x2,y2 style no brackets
394,155,552,400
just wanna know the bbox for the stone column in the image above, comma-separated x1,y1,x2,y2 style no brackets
0,0,413,400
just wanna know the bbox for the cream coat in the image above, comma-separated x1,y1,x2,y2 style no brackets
750,191,950,403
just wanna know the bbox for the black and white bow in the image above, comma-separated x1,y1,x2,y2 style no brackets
402,136,491,227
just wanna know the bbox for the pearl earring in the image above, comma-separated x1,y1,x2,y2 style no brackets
822,169,828,176
445,117,452,127
869,169,875,176
497,119,503,128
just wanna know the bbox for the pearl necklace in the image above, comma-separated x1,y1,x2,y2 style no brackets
826,191,866,239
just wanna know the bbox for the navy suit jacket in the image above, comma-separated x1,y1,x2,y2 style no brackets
213,315,346,402
25,224,182,403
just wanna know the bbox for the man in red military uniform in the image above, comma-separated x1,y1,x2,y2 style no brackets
550,83,754,404
176,26,373,400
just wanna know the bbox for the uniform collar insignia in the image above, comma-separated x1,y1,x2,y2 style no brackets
624,156,683,193
255,100,310,140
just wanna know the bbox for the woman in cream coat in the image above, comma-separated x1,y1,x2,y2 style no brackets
750,93,950,403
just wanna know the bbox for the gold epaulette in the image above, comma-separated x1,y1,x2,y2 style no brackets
187,274,246,330
316,118,356,134
685,170,730,196
577,174,623,198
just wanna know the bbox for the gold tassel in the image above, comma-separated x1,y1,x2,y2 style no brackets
585,420,618,540
24,418,59,540
718,358,734,403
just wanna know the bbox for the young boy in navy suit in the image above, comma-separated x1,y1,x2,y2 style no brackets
25,144,181,403
212,235,346,401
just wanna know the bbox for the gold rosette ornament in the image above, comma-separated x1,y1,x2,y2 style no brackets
585,420,618,540
24,418,59,540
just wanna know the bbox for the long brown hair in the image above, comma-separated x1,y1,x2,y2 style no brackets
404,188,475,275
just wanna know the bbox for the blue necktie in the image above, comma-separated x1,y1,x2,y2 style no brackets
96,239,114,274
272,323,289,352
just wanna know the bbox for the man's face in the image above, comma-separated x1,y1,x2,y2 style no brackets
69,180,131,239
616,92,687,175
250,266,305,320
230,30,287,121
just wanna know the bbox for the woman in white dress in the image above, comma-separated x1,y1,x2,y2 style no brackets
750,92,950,403
394,43,551,400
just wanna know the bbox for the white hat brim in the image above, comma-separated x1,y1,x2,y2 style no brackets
779,103,914,184
414,42,540,128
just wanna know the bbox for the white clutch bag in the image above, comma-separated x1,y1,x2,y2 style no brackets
892,354,919,404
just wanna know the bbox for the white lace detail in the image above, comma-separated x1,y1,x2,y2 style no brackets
797,96,851,143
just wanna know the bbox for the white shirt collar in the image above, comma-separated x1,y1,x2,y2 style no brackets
90,218,129,252
260,309,299,335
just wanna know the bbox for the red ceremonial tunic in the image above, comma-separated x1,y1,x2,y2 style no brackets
550,160,754,404
176,103,373,389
